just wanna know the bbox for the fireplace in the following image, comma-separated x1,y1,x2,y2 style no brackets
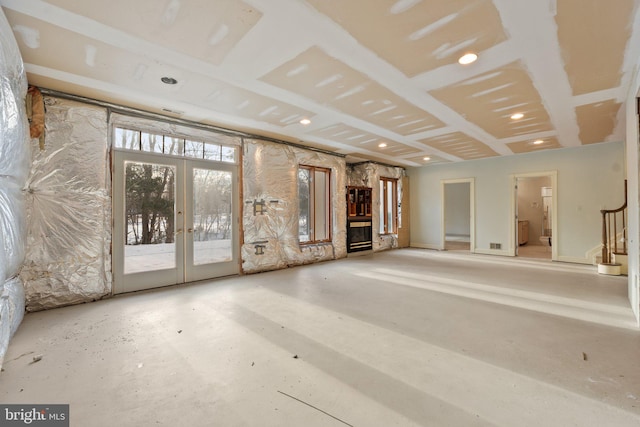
347,220,372,252
346,185,373,253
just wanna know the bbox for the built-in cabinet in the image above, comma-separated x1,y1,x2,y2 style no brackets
347,186,372,218
346,186,373,252
518,220,529,245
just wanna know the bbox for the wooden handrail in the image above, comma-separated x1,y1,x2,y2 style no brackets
600,180,627,264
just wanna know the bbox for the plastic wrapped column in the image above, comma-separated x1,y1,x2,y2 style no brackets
0,9,30,364
20,97,111,311
242,139,347,273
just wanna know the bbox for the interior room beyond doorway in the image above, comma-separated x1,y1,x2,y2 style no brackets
516,175,553,260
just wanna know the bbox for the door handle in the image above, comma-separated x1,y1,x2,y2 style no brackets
175,229,183,235
187,228,193,233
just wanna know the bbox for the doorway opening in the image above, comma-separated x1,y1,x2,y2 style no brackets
442,179,475,252
512,172,557,261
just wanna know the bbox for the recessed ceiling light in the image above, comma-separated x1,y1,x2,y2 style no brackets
510,112,524,120
299,118,311,125
378,142,387,148
458,53,478,65
423,156,431,161
161,76,178,85
533,139,544,145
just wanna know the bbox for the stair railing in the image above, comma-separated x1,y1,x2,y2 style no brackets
600,180,627,264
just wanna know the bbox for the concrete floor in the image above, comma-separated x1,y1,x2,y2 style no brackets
1,249,639,426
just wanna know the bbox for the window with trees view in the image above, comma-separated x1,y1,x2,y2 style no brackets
298,165,331,243
380,177,398,234
115,126,238,275
114,127,237,163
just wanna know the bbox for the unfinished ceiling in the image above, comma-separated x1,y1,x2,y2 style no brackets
2,0,640,166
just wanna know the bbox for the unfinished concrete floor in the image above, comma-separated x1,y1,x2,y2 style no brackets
1,249,639,426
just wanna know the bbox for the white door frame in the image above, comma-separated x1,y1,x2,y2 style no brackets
441,178,475,252
510,171,558,260
112,150,239,294
184,158,239,282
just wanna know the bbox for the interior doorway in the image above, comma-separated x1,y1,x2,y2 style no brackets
112,150,239,294
512,172,557,260
442,179,475,252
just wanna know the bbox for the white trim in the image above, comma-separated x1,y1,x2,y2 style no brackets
410,242,441,250
556,256,592,265
474,248,513,257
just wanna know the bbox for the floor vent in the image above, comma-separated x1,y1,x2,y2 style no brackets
490,243,502,250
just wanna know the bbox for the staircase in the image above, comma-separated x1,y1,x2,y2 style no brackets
598,181,627,275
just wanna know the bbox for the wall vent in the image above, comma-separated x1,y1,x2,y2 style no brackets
490,243,502,250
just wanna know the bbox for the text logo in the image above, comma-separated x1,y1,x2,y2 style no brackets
0,405,68,426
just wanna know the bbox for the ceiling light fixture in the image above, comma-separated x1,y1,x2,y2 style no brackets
299,118,311,125
378,142,387,148
510,112,524,120
161,76,178,85
533,139,544,145
423,156,431,161
458,52,478,65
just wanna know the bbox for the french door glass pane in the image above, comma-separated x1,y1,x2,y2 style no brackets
314,170,328,241
298,168,311,242
141,133,163,153
164,137,184,156
379,181,385,233
124,161,176,274
387,182,395,232
221,146,236,163
193,168,233,265
185,140,204,158
114,128,140,150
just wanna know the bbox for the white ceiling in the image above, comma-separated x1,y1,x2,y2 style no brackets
3,0,640,166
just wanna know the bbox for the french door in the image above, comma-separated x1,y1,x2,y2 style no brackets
113,150,238,294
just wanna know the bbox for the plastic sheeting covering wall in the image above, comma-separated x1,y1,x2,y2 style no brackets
242,139,347,273
348,162,405,251
20,97,111,311
0,9,29,364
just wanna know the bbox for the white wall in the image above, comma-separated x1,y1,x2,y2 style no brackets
444,182,470,237
625,69,640,323
408,142,625,263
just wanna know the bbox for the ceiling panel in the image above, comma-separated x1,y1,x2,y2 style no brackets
6,9,314,129
575,100,622,145
507,137,562,154
43,0,262,65
418,131,498,160
405,154,450,166
306,0,508,77
260,46,445,135
429,61,554,139
556,0,636,95
309,123,420,155
2,0,637,167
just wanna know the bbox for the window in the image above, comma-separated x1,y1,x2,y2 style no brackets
298,165,331,243
113,127,238,163
380,177,398,234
